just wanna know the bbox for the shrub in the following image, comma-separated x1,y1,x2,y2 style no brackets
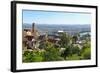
23,50,44,62
66,54,81,60
81,48,91,59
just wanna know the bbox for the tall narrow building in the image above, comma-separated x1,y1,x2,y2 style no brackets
32,22,35,33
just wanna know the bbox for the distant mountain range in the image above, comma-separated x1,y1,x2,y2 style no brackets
23,23,91,33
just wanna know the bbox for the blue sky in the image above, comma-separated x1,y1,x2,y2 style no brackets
23,10,91,25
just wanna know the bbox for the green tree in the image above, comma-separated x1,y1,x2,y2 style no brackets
59,32,71,48
61,44,81,60
72,45,81,55
39,41,47,49
72,35,78,44
61,45,73,59
43,42,63,61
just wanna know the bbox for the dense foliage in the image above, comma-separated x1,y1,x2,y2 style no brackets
23,32,91,62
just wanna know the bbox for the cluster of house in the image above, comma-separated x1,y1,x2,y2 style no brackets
23,23,62,50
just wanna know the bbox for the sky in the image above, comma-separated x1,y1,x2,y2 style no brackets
23,10,91,25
